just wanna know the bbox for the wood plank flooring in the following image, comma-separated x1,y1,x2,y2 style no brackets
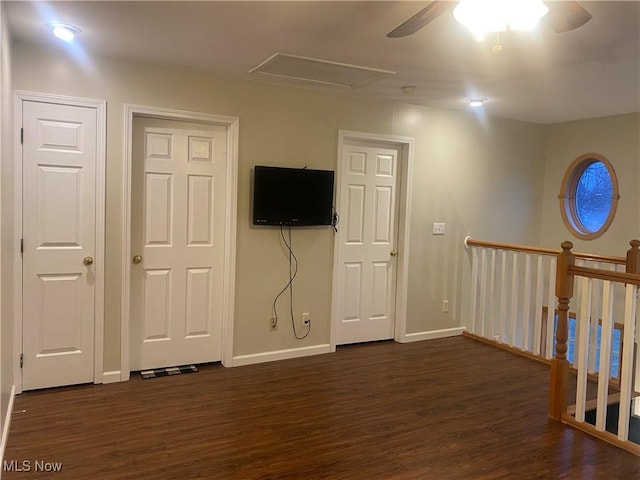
4,336,639,479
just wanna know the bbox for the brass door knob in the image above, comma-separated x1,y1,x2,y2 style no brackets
132,255,142,264
83,256,94,266
390,249,398,257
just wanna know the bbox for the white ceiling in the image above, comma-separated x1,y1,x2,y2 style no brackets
6,1,640,124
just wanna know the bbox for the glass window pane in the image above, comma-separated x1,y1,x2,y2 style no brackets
575,161,612,233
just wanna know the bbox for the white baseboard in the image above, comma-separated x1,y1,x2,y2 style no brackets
102,371,122,384
400,327,465,343
0,385,16,469
232,344,332,367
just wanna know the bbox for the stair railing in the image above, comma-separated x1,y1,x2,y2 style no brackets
464,237,625,364
550,240,640,456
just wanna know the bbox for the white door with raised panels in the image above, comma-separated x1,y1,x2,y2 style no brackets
22,100,98,390
130,117,227,370
335,140,401,345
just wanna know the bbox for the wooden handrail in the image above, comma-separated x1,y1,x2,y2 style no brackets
573,252,626,265
465,237,626,265
465,238,559,256
568,265,640,285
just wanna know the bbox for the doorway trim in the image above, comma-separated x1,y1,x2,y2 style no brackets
330,130,414,351
120,105,239,381
13,91,106,393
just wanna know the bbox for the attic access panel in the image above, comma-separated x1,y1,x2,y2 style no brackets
249,52,395,88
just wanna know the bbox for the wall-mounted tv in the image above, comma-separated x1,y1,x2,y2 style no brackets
253,166,335,226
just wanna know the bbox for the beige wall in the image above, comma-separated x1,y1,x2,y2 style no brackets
540,113,640,256
1,3,14,439
12,41,546,370
404,108,546,332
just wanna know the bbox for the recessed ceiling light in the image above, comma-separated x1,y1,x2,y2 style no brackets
467,97,488,107
49,23,81,42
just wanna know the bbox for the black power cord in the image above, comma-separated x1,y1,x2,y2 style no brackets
331,206,340,233
271,225,310,339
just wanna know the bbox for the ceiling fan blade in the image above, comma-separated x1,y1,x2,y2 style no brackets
387,1,455,38
542,1,593,33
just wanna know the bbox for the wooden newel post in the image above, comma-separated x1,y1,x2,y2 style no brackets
627,239,640,407
549,241,575,420
626,239,640,274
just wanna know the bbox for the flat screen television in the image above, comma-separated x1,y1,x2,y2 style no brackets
253,166,335,226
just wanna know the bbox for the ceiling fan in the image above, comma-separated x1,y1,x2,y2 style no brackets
387,1,593,38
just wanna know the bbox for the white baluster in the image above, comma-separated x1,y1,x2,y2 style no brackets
479,249,488,338
470,247,479,334
575,277,592,423
588,264,603,374
595,280,614,431
488,249,497,339
509,252,519,348
499,250,508,343
573,259,584,368
617,284,637,441
521,254,532,351
545,257,557,359
533,256,544,356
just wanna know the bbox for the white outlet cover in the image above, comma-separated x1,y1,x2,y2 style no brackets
433,223,446,235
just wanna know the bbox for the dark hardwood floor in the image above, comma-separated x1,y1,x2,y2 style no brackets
3,336,638,479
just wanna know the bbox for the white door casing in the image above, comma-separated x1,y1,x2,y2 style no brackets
16,92,105,391
336,142,398,344
130,118,227,370
333,134,409,345
121,105,238,380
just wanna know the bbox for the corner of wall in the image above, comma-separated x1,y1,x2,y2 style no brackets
0,0,15,465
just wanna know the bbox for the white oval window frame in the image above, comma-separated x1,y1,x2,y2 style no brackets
559,153,619,240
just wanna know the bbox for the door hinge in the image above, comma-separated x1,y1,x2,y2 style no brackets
20,354,23,369
20,238,23,255
20,128,23,145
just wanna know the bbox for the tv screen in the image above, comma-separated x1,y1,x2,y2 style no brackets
253,166,335,226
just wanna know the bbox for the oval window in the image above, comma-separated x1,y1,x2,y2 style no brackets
559,153,618,240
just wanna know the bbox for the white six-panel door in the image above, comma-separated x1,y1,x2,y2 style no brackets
130,117,227,370
22,100,98,390
335,141,401,345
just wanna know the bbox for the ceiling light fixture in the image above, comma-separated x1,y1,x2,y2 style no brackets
467,97,488,108
49,23,81,42
453,0,549,42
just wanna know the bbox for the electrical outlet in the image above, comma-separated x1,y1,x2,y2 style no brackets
433,223,446,235
300,312,311,329
442,300,449,313
269,317,277,331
